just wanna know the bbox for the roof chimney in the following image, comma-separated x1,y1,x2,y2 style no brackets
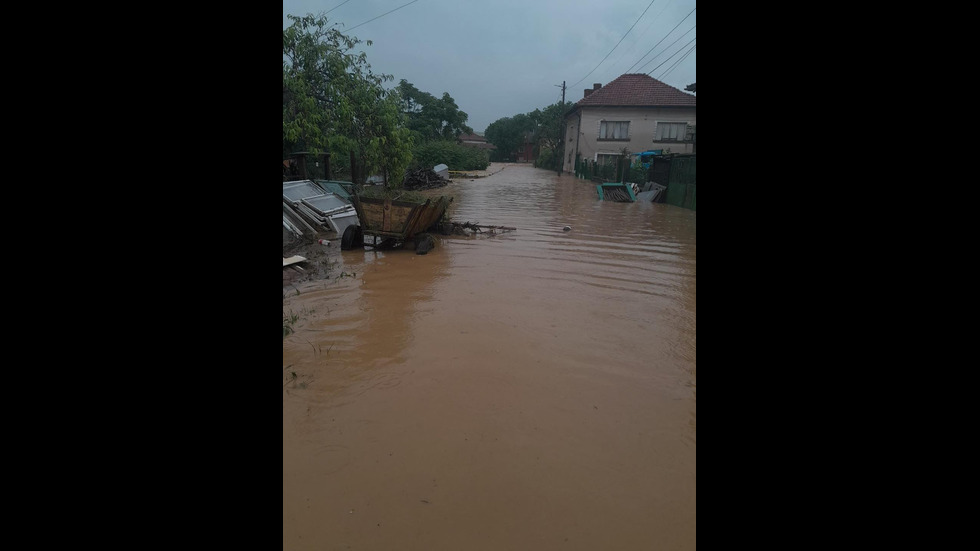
593,83,602,90
584,83,602,99
584,89,593,98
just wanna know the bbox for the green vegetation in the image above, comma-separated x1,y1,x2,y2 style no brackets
396,80,472,141
411,140,488,171
283,309,298,338
394,80,488,171
283,13,412,187
283,13,488,184
484,101,572,168
628,163,647,184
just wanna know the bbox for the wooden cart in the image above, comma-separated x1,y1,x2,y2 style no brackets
341,194,453,251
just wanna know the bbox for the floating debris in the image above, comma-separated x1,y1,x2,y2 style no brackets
440,221,517,236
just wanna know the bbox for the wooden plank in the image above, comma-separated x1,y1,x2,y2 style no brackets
283,255,306,267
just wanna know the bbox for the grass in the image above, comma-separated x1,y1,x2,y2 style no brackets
283,309,298,338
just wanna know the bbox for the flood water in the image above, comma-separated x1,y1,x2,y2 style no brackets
282,163,696,550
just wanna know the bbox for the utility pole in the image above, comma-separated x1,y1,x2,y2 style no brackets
557,80,566,176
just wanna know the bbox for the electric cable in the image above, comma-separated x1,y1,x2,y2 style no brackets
570,0,658,88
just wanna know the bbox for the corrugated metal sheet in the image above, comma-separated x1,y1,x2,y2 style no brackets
302,194,348,215
282,180,326,203
283,179,361,233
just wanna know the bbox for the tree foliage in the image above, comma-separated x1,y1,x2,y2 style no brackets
685,83,696,93
529,101,572,169
484,113,534,162
484,101,572,165
395,80,473,142
411,140,488,172
283,13,412,186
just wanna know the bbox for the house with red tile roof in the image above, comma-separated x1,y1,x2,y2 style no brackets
562,74,696,174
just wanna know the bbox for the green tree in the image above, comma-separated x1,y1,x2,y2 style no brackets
484,113,536,162
331,86,414,187
529,101,572,170
395,79,473,142
283,13,412,186
484,101,571,165
411,140,489,171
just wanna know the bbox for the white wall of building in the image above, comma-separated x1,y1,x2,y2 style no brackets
563,106,696,173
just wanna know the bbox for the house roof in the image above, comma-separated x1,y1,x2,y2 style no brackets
574,74,696,108
458,132,487,142
460,142,496,150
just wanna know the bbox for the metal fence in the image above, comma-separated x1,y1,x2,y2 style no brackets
573,153,696,211
649,154,696,211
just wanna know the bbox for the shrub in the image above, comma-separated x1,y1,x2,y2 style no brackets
411,140,489,171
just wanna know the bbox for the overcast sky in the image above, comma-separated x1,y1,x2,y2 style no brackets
282,0,696,133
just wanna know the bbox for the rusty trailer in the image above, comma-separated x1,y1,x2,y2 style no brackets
342,194,453,251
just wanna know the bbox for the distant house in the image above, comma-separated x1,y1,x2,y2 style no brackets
562,74,696,174
457,132,496,152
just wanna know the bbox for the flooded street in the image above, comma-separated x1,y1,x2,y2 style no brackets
283,163,696,550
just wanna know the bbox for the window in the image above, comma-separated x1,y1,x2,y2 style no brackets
599,121,630,140
655,122,688,141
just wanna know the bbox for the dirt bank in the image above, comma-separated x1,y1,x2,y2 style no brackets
282,232,343,289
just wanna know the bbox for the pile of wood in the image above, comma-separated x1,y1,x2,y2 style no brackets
402,168,450,191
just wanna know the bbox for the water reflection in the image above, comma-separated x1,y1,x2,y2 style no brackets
284,164,696,551
283,246,449,416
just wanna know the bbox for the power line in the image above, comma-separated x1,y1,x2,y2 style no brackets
325,0,351,14
347,0,421,32
658,43,696,80
625,7,696,73
570,0,658,88
645,36,696,77
598,0,676,82
635,25,695,73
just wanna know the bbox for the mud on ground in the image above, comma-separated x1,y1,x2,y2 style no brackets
282,230,343,289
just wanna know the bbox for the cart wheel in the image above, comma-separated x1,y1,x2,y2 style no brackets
414,233,436,255
341,225,363,250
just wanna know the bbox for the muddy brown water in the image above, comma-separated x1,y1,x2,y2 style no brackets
283,164,696,550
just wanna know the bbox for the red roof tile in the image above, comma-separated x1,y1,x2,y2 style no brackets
575,74,696,108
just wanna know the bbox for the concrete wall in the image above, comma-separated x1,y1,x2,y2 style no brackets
563,106,696,173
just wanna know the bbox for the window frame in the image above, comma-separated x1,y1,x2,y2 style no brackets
598,120,631,141
654,122,689,142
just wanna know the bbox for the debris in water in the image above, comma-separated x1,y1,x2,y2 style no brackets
440,221,517,236
563,226,572,231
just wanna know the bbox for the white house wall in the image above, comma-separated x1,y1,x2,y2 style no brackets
563,106,696,173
